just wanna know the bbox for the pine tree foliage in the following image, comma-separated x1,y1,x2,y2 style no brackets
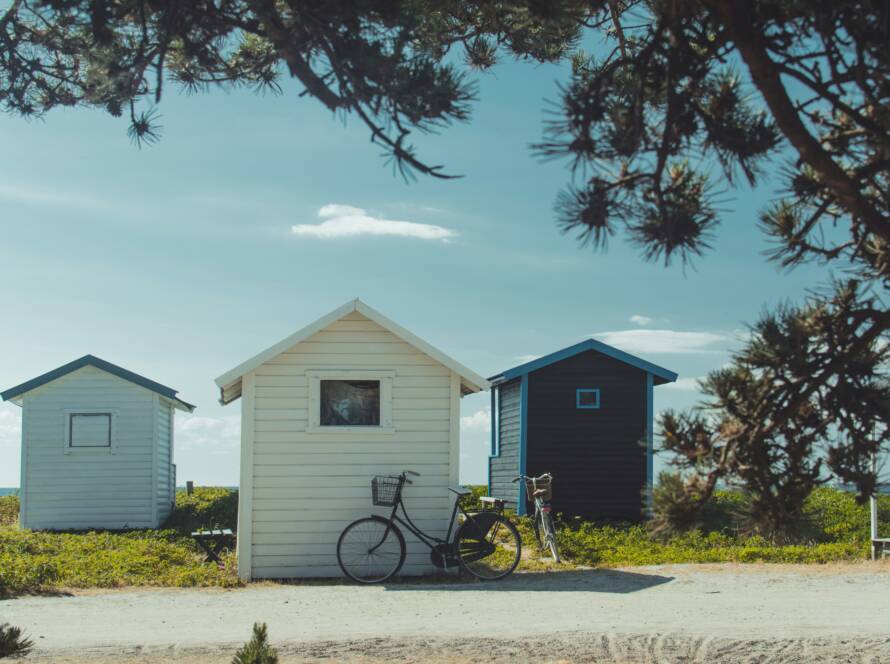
0,623,33,659
232,623,278,664
2,1,888,531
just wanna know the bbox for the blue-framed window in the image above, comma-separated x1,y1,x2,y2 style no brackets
576,388,600,409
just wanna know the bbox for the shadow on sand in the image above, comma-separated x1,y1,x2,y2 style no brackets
381,568,674,593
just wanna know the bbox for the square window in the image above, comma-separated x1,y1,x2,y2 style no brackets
576,389,600,409
69,413,112,447
320,380,381,426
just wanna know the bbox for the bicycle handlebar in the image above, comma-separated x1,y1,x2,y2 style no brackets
402,470,420,484
512,472,553,483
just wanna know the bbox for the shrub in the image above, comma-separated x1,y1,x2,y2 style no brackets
459,485,488,512
165,487,238,533
0,488,242,596
232,623,278,664
0,496,18,528
0,528,239,595
0,623,33,659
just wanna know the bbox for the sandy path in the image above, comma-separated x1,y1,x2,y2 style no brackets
4,564,890,663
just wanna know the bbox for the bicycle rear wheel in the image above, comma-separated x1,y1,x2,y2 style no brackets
337,517,406,583
456,513,521,580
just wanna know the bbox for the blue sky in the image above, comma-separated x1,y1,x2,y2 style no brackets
0,55,826,488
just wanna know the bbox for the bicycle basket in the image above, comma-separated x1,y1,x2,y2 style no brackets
371,475,403,507
524,476,552,502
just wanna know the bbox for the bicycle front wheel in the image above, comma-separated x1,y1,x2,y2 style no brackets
541,511,561,563
456,514,521,581
337,517,406,583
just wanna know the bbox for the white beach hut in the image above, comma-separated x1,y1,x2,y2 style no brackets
1,355,195,530
215,298,487,580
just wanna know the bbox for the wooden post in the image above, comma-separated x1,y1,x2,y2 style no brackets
187,481,194,496
871,452,878,561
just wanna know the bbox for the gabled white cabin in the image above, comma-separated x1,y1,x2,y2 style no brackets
215,298,487,580
1,355,195,530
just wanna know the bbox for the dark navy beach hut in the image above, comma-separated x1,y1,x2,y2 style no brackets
488,339,677,521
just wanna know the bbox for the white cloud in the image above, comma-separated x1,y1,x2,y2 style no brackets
461,408,490,434
292,204,457,242
594,329,734,354
0,407,21,450
514,354,540,364
0,183,111,211
175,416,241,450
663,376,706,391
629,315,654,327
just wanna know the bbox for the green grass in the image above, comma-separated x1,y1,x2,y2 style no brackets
1,485,886,596
0,488,239,597
511,487,890,568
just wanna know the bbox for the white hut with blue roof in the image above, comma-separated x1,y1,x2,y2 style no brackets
1,355,195,530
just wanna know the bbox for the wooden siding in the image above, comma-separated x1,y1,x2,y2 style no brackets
525,350,648,521
245,311,457,579
488,378,521,504
20,366,160,530
156,402,174,524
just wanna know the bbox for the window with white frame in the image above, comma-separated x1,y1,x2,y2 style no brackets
69,413,112,447
307,370,394,432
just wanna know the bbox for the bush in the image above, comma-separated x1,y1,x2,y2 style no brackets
0,622,33,659
232,623,278,664
0,496,18,528
517,486,886,568
0,488,241,596
459,485,488,512
548,520,867,567
165,487,238,533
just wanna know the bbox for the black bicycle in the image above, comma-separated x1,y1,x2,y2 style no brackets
515,472,560,563
336,470,522,583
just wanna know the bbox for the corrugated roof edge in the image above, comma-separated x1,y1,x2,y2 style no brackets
489,338,678,386
1,354,196,412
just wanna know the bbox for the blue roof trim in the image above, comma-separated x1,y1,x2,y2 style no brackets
1,355,195,411
490,338,678,386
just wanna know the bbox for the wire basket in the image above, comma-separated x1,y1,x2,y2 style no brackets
524,476,552,502
371,475,404,507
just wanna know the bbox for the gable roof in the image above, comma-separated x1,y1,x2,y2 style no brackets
489,338,678,386
215,299,488,404
1,355,196,411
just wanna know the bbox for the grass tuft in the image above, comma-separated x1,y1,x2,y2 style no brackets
232,622,279,664
0,622,33,659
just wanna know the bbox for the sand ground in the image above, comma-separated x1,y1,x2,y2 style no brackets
4,563,890,663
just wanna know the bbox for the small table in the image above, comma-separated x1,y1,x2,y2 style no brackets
191,528,235,565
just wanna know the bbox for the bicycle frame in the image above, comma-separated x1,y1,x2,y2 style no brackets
369,486,495,555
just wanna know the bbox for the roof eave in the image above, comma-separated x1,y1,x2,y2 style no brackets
490,338,678,385
214,299,490,400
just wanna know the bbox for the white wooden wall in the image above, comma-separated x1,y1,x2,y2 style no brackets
244,310,457,578
155,402,174,524
20,366,169,530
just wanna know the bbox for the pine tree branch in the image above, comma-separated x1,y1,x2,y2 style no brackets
247,0,342,112
709,0,890,247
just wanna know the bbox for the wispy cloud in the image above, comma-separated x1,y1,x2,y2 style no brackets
514,354,540,364
629,314,654,327
0,183,111,212
663,376,706,391
594,329,735,354
292,204,458,242
175,415,240,451
461,408,490,434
